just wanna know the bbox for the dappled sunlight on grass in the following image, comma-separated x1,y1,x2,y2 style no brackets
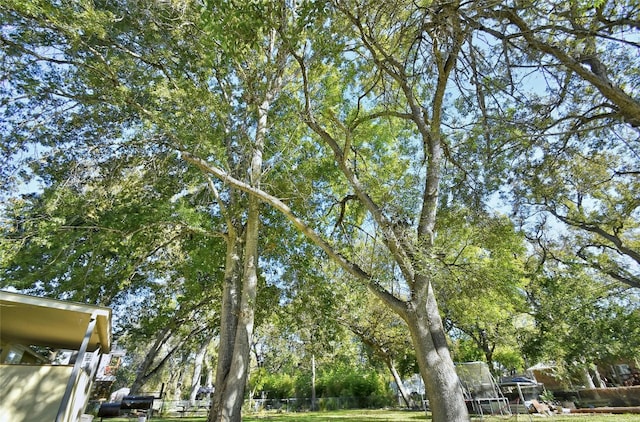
243,409,640,422
246,409,427,421
101,409,640,422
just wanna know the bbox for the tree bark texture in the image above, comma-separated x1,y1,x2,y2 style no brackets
209,235,244,421
401,283,468,421
214,194,260,422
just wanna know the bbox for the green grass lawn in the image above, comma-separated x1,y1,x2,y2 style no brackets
104,409,639,422
243,409,640,421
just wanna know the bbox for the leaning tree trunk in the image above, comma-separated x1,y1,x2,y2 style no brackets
357,330,412,408
173,356,187,401
593,367,607,389
387,358,411,408
130,325,173,394
190,338,212,403
581,365,597,390
403,281,469,421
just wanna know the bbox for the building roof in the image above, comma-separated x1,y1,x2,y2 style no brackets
0,291,111,353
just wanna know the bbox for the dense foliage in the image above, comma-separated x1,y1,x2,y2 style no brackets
1,1,638,420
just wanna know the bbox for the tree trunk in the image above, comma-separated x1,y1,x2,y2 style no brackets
478,329,496,374
388,359,411,408
189,155,472,421
169,352,188,401
311,354,317,411
403,282,469,422
130,325,172,394
209,55,277,419
174,362,186,401
214,194,260,421
582,366,597,389
206,366,214,391
190,338,211,403
209,234,244,420
593,367,606,389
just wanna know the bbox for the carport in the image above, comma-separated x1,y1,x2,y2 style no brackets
0,291,112,422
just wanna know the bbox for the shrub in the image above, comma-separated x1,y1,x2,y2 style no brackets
252,365,394,407
249,369,295,399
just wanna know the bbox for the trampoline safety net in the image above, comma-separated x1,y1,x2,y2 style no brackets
456,361,511,417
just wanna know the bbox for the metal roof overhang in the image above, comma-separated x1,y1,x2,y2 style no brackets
0,291,112,353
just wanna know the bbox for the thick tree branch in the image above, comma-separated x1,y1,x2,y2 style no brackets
491,8,640,127
182,152,408,316
292,50,418,287
548,208,640,266
575,248,640,289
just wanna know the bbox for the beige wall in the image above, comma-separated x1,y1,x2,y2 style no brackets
0,364,72,422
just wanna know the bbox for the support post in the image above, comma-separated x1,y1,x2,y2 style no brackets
56,312,98,422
